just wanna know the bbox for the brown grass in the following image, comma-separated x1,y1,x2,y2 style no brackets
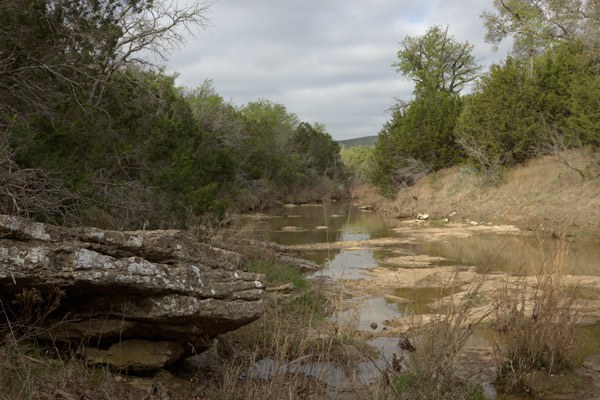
492,237,581,393
0,273,370,400
379,150,600,235
0,288,149,400
374,273,490,400
193,264,374,399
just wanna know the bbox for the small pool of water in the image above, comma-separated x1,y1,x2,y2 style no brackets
260,203,393,246
393,286,464,315
310,249,378,280
410,233,600,276
334,296,405,332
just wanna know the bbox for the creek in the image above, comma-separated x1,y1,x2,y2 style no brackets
250,202,600,397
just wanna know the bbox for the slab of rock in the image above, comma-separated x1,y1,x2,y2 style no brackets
0,214,265,365
85,340,183,372
209,238,321,272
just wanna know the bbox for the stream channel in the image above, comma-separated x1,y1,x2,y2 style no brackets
248,202,600,398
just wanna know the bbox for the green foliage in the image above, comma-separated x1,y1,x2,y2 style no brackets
456,57,542,171
371,92,464,193
566,61,600,147
340,145,374,183
248,260,308,291
456,41,600,173
371,26,474,194
293,122,342,182
482,0,600,57
394,25,479,96
0,0,343,229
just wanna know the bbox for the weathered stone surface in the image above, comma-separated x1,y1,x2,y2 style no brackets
85,340,184,371
0,214,265,363
209,237,320,272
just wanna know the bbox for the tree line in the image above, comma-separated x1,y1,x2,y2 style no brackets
0,0,343,231
364,0,600,194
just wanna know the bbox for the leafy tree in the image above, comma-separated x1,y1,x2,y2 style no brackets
0,0,208,126
394,25,479,96
186,81,246,150
0,0,348,227
482,0,600,57
456,57,541,172
372,92,463,191
372,26,474,192
340,145,374,184
293,122,342,182
455,41,596,173
239,100,300,187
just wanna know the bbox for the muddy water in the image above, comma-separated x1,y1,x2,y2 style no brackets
253,202,600,394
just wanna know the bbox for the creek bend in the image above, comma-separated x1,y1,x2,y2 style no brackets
246,202,600,396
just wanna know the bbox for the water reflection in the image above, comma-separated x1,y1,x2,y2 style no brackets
412,233,600,276
311,249,377,280
261,203,394,246
394,286,464,315
261,203,600,277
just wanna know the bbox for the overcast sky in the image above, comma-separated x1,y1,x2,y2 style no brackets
167,0,510,141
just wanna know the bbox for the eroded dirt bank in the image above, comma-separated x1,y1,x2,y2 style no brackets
362,151,600,238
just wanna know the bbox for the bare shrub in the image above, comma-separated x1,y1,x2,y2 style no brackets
492,238,581,392
0,131,80,223
539,125,600,180
456,134,506,185
392,157,431,188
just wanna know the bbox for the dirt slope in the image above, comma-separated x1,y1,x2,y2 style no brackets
375,151,600,238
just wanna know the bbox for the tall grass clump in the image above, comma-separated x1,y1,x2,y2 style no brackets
492,238,581,392
196,259,374,399
375,274,490,400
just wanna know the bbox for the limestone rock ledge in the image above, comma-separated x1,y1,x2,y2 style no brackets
0,215,265,370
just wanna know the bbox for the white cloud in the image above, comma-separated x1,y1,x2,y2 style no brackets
168,0,509,140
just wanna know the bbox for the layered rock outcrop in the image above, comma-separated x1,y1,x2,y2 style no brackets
0,215,265,370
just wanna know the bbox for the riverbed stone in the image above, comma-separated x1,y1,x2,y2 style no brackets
85,340,184,371
0,214,265,368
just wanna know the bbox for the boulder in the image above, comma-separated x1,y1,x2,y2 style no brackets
0,214,265,367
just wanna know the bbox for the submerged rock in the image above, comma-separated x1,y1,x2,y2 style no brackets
0,214,265,369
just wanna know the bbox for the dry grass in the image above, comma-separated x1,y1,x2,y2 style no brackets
380,150,600,235
0,288,149,400
0,341,147,400
193,262,375,399
0,273,370,400
374,273,490,400
492,237,581,393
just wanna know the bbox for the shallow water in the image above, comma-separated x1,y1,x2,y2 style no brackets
253,202,600,393
411,233,600,276
262,203,600,277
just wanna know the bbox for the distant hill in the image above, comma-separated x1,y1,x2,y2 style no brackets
338,135,378,148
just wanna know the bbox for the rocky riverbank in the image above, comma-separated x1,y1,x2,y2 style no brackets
0,214,265,371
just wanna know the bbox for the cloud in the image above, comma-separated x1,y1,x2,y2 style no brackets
168,0,509,140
